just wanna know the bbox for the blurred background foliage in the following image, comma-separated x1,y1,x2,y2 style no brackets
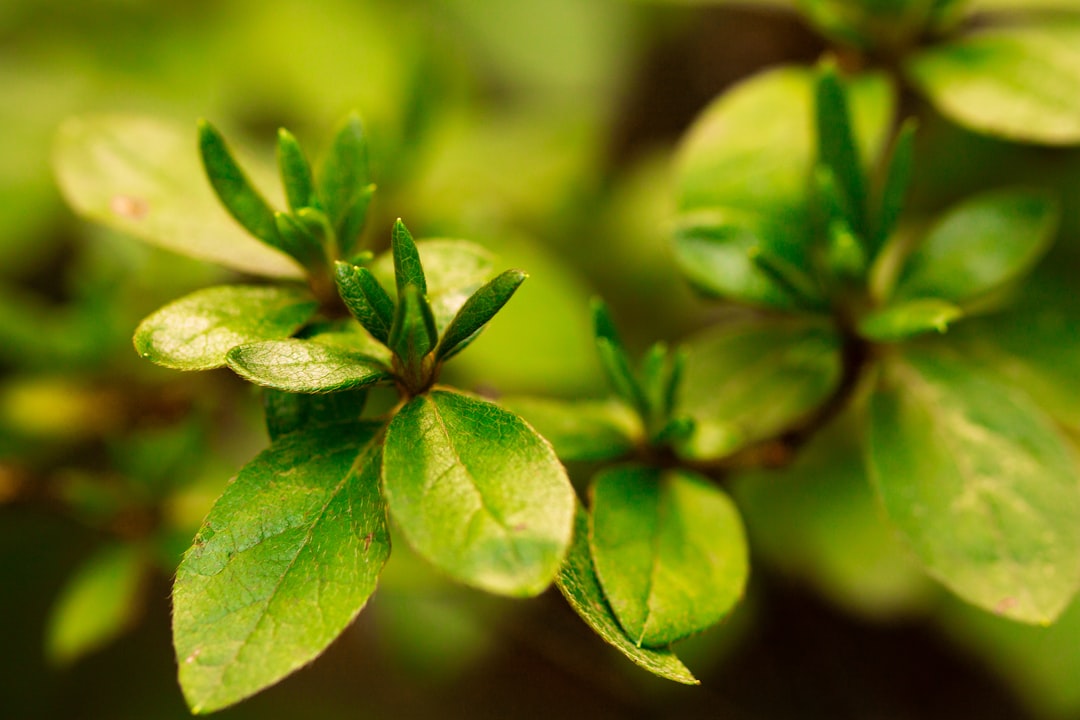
5,0,1080,717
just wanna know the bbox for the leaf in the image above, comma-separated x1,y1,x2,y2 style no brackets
273,212,327,270
263,388,368,440
277,128,318,213
388,284,438,364
46,544,144,665
390,219,427,296
677,316,842,460
317,113,371,237
498,396,641,462
334,261,395,344
54,115,301,277
381,389,575,597
198,119,281,249
134,285,317,370
226,339,391,393
866,348,1080,623
592,300,647,414
816,61,868,235
437,269,527,361
337,183,376,260
857,298,963,342
906,21,1080,144
555,506,698,685
589,466,749,647
894,188,1059,303
871,119,916,254
174,421,390,713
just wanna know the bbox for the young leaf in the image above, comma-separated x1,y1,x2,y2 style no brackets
871,119,916,254
382,389,575,597
46,544,144,666
391,219,427,296
857,298,962,343
317,113,371,235
277,128,318,212
134,285,317,370
592,300,647,415
499,396,641,462
263,388,368,440
334,261,395,344
866,349,1080,624
273,212,327,270
437,270,527,361
198,119,281,248
555,505,698,685
816,61,868,235
388,284,438,364
295,207,336,252
589,466,749,647
174,421,390,714
894,189,1059,303
226,339,391,393
338,183,376,260
748,245,827,309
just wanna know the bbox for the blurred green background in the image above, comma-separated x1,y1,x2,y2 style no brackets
5,1,1080,717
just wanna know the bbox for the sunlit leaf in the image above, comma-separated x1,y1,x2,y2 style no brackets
226,339,391,393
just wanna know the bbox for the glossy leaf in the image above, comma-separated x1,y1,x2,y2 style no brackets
388,284,438,364
317,113,371,236
263,389,368,440
277,128,318,213
134,285,317,370
54,115,300,277
866,349,1080,623
857,298,963,342
555,506,698,685
437,270,527,361
906,22,1080,144
226,339,391,393
894,189,1059,303
334,261,395,344
677,316,841,460
391,219,427,296
174,421,390,713
382,389,575,597
499,396,641,462
46,544,144,665
816,61,867,235
198,120,281,248
589,466,749,647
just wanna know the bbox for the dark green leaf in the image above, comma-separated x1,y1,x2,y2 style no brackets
337,183,376,261
134,285,317,370
263,388,368,440
226,339,391,393
894,189,1059,303
592,299,647,414
295,207,335,252
198,119,280,248
437,270,527,361
174,421,390,713
334,261,395,344
857,298,962,342
499,396,641,462
871,119,916,254
589,466,748,647
273,212,327,270
555,506,698,685
391,219,427,296
382,389,575,596
277,128,318,213
317,113,371,236
816,61,868,235
866,349,1080,623
748,245,827,309
388,284,438,364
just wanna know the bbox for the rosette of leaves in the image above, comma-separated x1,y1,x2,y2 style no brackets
505,300,748,684
673,63,1080,625
56,115,576,713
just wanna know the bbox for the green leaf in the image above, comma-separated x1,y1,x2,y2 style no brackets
871,119,916,254
54,115,301,277
46,544,144,665
334,261,395,344
273,212,327,270
866,349,1080,623
555,506,698,685
263,388,368,440
382,389,574,597
388,284,438,364
337,183,376,260
174,421,390,713
226,339,391,393
592,299,647,415
276,128,318,213
317,113,371,237
390,219,427,296
906,21,1080,144
437,269,527,362
134,285,317,370
589,466,748,647
857,298,963,342
677,316,842,460
498,396,641,462
816,61,868,235
894,189,1059,303
747,244,827,309
198,119,281,249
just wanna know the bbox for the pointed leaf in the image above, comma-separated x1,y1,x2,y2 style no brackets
388,284,438,363
391,219,427,296
748,244,827,309
226,339,391,393
437,270,527,361
894,189,1059,303
198,119,281,248
317,113,371,235
871,119,916,254
499,396,641,462
174,421,390,713
589,466,749,647
866,349,1080,623
592,300,647,414
263,388,368,440
54,115,300,277
338,183,376,260
556,506,698,685
334,261,394,344
134,285,317,370
273,212,327,270
277,128,318,212
857,298,962,342
382,390,575,596
816,61,868,235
